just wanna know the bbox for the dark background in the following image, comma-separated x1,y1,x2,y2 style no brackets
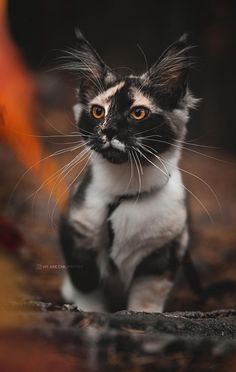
7,0,236,150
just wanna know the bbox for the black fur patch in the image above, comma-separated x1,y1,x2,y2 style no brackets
102,273,127,312
133,239,180,280
59,216,100,293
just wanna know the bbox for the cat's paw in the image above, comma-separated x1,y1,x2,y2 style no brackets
61,275,106,312
128,303,164,313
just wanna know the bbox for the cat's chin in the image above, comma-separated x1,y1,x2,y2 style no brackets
99,148,128,164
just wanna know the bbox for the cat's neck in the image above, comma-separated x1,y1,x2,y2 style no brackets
90,148,182,198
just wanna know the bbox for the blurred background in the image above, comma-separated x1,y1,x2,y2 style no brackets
0,0,235,313
7,0,236,149
0,1,236,370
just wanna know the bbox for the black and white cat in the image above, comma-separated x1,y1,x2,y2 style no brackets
59,32,198,312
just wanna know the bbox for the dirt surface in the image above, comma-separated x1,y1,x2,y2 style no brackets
0,301,236,371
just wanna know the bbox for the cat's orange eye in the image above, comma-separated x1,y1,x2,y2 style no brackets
130,107,149,121
91,105,105,120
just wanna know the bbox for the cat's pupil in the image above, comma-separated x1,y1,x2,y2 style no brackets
96,107,103,115
134,108,142,116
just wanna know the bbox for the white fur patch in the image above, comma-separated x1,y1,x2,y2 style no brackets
128,276,172,312
73,103,83,123
90,82,125,113
109,167,187,284
110,139,126,152
131,88,161,112
102,142,110,149
69,177,111,253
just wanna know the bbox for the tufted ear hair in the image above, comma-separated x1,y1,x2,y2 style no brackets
142,34,194,108
61,29,116,102
74,29,110,79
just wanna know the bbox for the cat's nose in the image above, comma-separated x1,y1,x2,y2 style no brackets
101,126,118,141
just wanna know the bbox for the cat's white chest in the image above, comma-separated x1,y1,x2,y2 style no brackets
109,172,187,283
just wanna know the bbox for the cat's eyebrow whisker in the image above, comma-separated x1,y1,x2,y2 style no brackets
141,142,222,215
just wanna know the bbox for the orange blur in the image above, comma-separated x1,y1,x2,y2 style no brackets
0,0,67,210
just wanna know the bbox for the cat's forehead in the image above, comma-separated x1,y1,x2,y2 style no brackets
90,79,157,112
90,81,125,106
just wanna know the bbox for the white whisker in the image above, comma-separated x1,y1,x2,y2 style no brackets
50,151,93,229
139,143,219,220
134,146,170,180
131,149,142,202
125,151,134,193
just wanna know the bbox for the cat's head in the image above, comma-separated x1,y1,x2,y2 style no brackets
68,32,198,164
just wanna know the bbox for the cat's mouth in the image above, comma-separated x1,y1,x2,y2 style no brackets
97,139,128,164
101,147,128,164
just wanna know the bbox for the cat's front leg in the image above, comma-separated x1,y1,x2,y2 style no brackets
59,214,107,312
61,274,106,312
128,275,173,312
127,241,182,313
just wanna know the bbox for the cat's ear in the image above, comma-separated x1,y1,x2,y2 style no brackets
63,29,116,101
74,29,113,81
142,34,193,108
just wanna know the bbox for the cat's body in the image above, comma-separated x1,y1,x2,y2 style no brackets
59,32,198,312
